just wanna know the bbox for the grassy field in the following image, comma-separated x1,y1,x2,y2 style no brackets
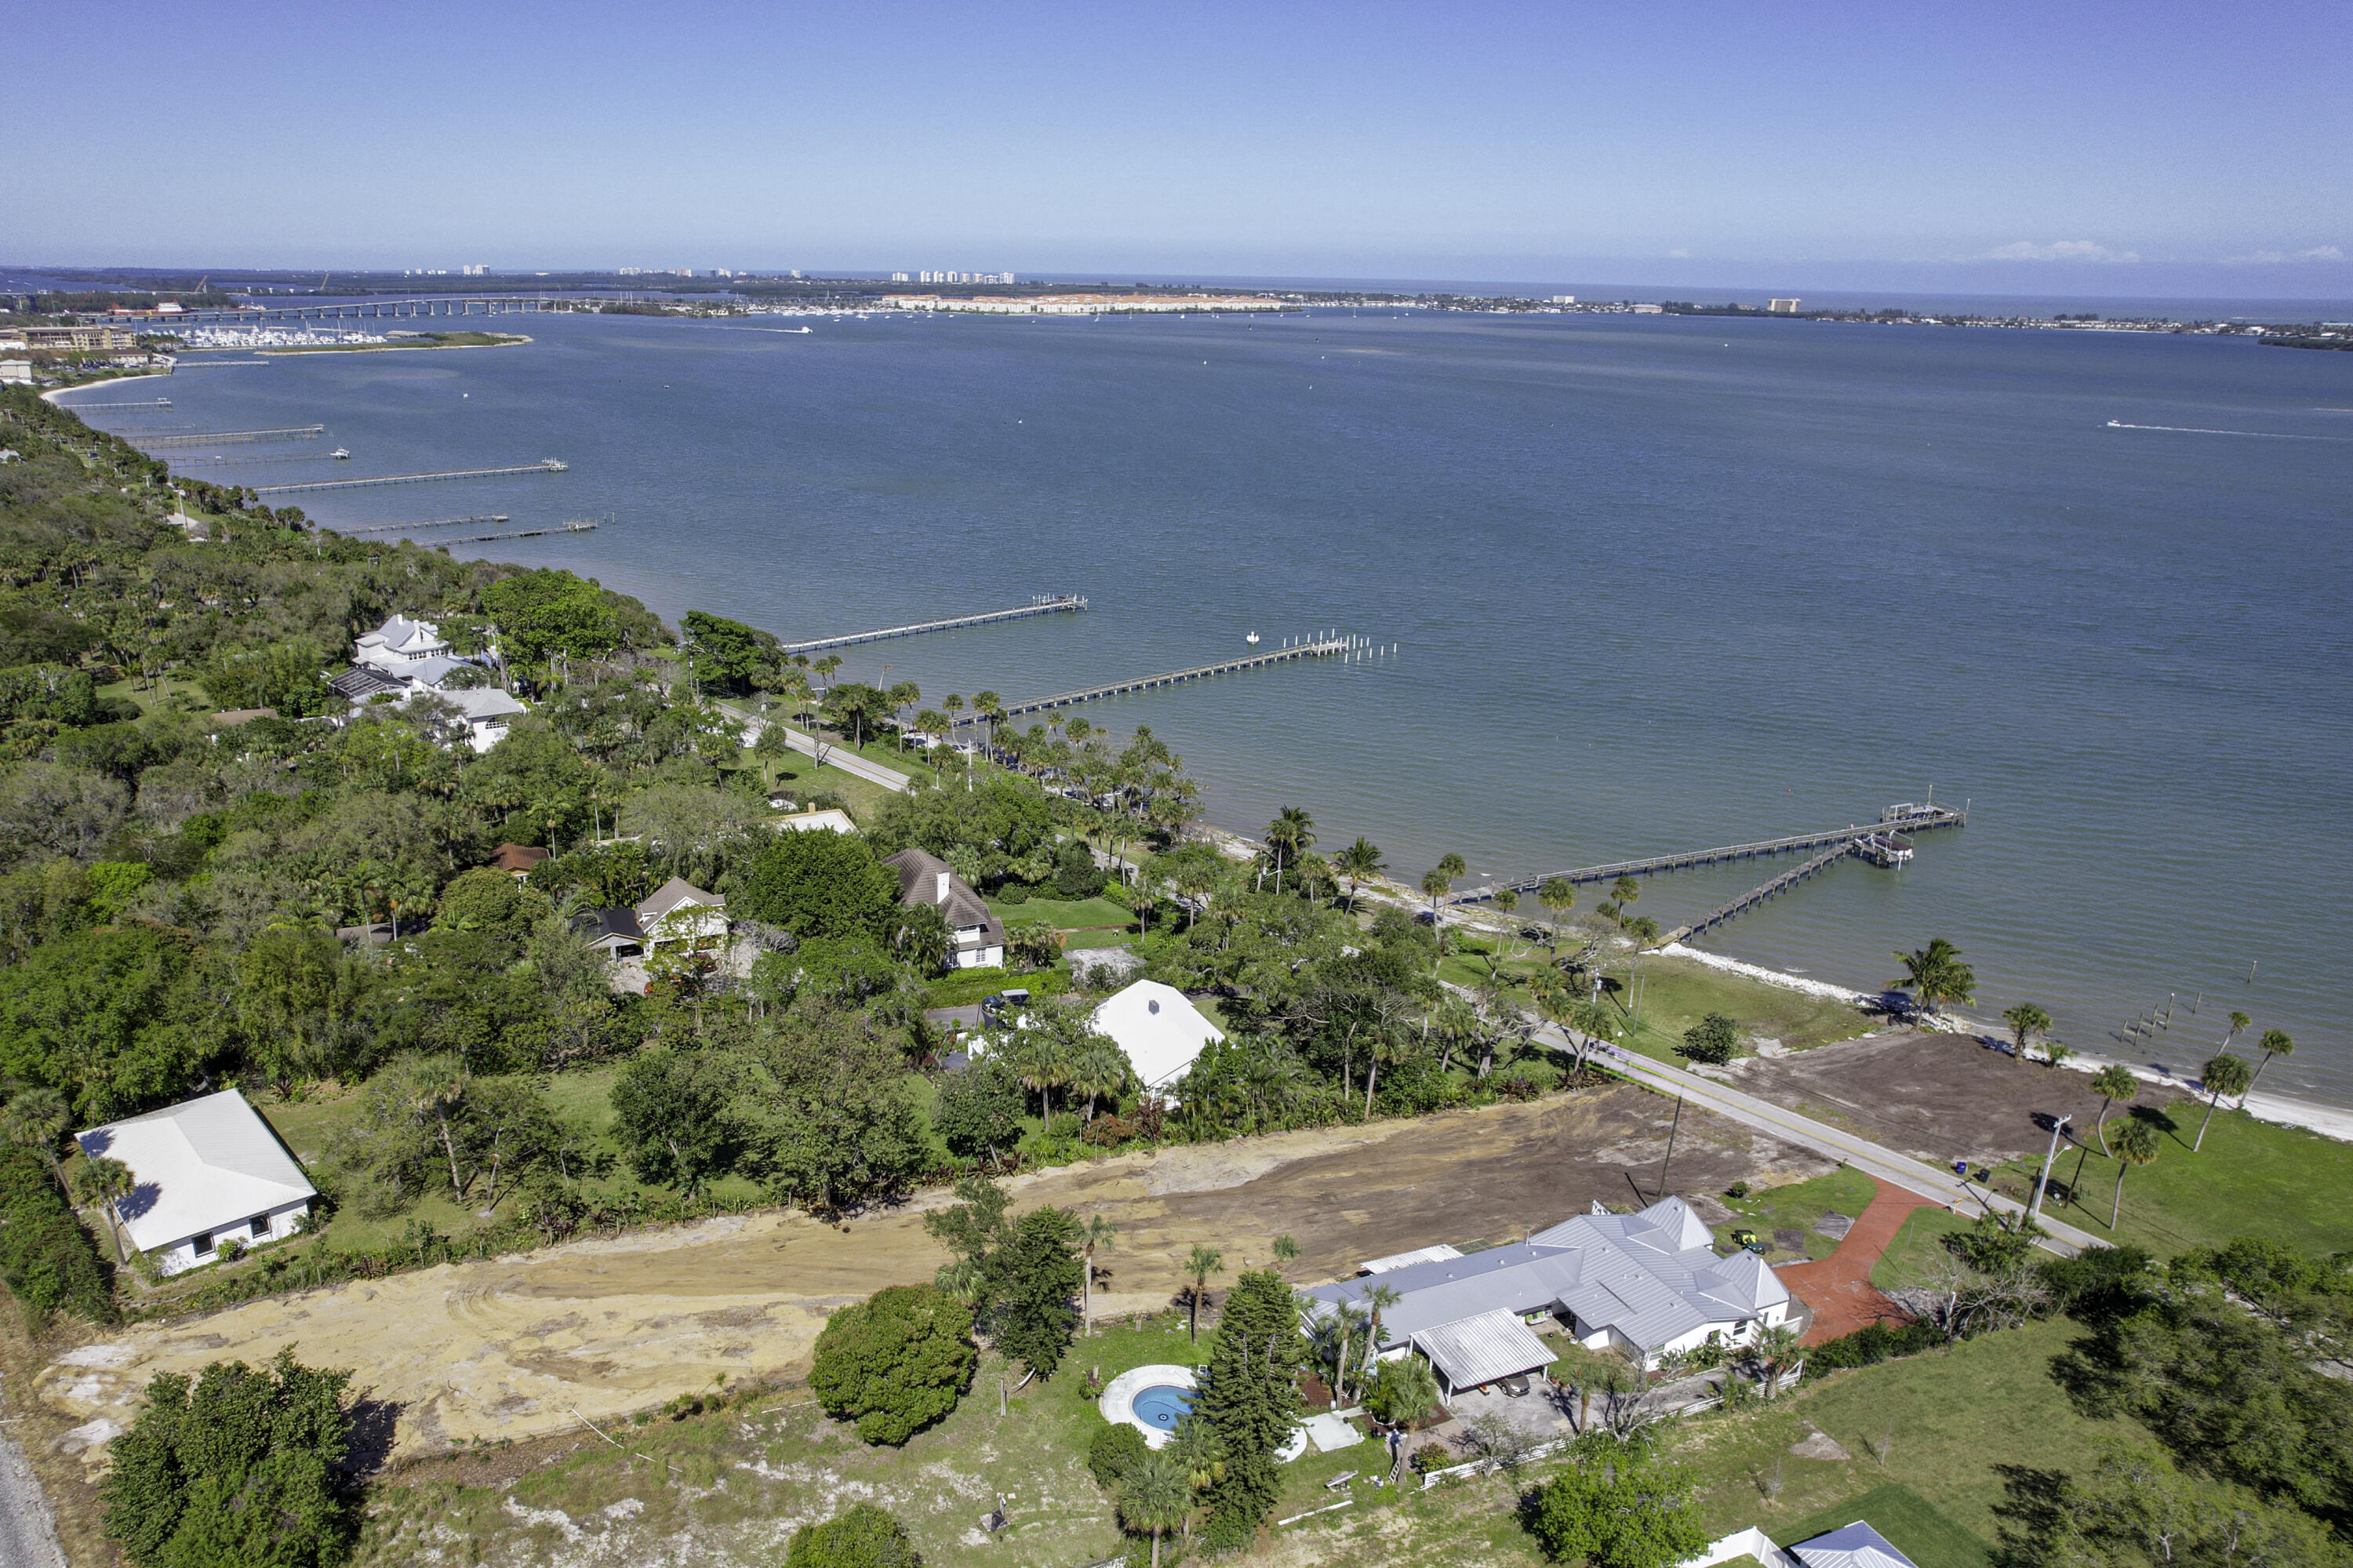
1770,1483,1991,1568
1716,1167,1879,1264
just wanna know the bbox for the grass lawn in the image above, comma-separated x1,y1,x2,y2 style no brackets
921,966,1067,1010
988,894,1136,931
1769,1483,1991,1568
1603,954,1875,1062
1670,1314,2138,1547
1718,1167,1880,1264
1869,1208,1977,1292
1980,1103,2353,1259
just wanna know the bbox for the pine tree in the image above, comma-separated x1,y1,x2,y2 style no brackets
987,1206,1084,1377
1194,1268,1305,1541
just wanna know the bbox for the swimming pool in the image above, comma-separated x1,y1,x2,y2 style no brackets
1129,1384,1195,1432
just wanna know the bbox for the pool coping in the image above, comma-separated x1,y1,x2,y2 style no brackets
1100,1363,1199,1449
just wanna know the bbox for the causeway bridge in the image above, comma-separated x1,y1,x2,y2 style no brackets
143,295,557,326
780,595,1086,655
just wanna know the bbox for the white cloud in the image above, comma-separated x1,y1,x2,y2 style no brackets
2220,245,2344,265
1982,240,2140,264
1666,248,1691,259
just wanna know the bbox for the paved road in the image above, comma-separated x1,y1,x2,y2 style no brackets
719,707,911,792
1535,1022,2104,1255
0,1374,68,1568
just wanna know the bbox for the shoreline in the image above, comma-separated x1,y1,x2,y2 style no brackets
253,333,533,356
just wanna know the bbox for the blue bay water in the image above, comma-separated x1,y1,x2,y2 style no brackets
63,310,2353,1103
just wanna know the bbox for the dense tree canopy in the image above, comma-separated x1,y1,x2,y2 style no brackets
809,1283,977,1445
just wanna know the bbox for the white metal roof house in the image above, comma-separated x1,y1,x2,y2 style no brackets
1305,1195,1795,1392
882,847,1004,969
75,1090,316,1277
354,613,453,670
334,614,518,751
1092,979,1224,1097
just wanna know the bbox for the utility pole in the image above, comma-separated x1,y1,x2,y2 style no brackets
1656,1097,1684,1201
2028,1114,2071,1227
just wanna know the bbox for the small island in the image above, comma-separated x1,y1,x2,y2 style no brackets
257,329,530,355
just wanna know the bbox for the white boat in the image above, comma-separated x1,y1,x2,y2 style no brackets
1246,631,1260,646
330,447,350,459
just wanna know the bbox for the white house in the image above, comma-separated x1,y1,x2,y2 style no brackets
75,1090,316,1277
882,847,1004,969
354,613,453,671
1090,979,1224,1097
330,615,522,752
1305,1195,1796,1393
638,878,729,950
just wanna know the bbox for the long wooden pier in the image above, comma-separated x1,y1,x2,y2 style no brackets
1000,635,1358,717
139,425,322,446
1457,804,1966,902
255,459,566,495
1657,842,1859,945
420,518,602,544
780,595,1086,655
330,515,507,538
72,398,173,409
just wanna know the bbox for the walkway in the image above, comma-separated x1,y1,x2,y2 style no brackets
1773,1177,1940,1344
718,707,910,792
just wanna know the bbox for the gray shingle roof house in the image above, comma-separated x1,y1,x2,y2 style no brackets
1305,1195,1795,1381
882,847,1004,969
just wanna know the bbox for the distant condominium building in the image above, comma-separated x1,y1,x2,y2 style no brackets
917,270,1016,285
1768,298,1803,313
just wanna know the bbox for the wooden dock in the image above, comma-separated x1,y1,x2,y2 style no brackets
73,398,173,409
999,635,1358,717
329,515,508,538
139,425,324,446
254,459,566,495
1656,842,1858,945
780,595,1086,655
1459,804,1966,902
420,518,602,544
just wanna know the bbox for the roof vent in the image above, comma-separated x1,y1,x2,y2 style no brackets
1148,998,1160,1013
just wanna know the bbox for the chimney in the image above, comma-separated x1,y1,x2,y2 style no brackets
936,871,951,904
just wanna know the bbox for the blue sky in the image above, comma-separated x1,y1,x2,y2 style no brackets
12,0,2348,298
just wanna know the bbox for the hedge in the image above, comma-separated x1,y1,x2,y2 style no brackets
0,1147,115,1325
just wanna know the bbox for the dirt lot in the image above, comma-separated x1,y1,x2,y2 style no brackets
1726,1027,2198,1167
32,1084,1824,1475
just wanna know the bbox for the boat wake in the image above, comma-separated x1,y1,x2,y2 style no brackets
2105,419,2344,439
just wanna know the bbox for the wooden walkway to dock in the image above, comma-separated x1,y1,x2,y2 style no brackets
139,425,322,446
1460,806,1966,901
1657,840,1858,945
329,515,508,537
1000,635,1358,717
780,595,1086,655
422,519,602,544
254,459,566,495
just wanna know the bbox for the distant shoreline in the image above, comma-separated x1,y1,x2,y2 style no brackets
255,333,532,356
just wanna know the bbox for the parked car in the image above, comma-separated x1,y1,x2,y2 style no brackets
981,988,1032,1024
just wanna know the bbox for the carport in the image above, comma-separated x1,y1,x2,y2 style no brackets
1410,1309,1556,1401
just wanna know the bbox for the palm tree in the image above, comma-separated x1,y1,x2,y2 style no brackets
2089,1064,2139,1155
2042,1039,2074,1071
1892,937,1976,1016
2247,1028,2294,1093
0,1087,71,1188
1334,837,1385,908
1069,1039,1131,1122
2002,1002,2053,1067
2194,1053,2253,1151
2108,1115,2162,1228
1431,994,1478,1074
1610,875,1641,927
1420,867,1453,919
1184,1244,1224,1343
1495,890,1521,953
2223,1010,2251,1052
1537,877,1575,952
1079,1214,1116,1335
1751,1322,1803,1398
1263,806,1315,895
71,1155,136,1261
1358,1282,1402,1397
1120,1448,1191,1568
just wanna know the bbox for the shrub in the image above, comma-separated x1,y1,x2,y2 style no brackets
1053,840,1106,900
1802,1317,1944,1373
0,1147,114,1325
809,1284,977,1445
1081,1114,1137,1148
1088,1421,1150,1489
1678,1013,1738,1064
784,1502,922,1568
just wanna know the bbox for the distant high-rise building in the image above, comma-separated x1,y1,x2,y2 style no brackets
1767,298,1802,314
891,272,910,282
1551,294,1575,304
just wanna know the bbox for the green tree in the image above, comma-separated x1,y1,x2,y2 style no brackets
1262,806,1315,895
1194,1268,1306,1541
809,1284,977,1445
1610,875,1641,927
784,1503,923,1568
931,1057,1026,1170
1678,1013,1738,1064
734,828,902,943
1893,937,1976,1016
2108,1115,2162,1228
989,1206,1085,1377
99,1349,356,1568
1184,1243,1225,1344
680,609,782,696
69,1153,134,1261
1364,1354,1440,1428
740,1011,932,1212
2194,1053,2253,1151
609,1044,739,1194
0,1085,71,1185
2089,1064,2139,1155
2003,1002,2053,1067
1119,1447,1192,1568
1079,1213,1117,1336
1538,876,1576,951
1528,1444,1708,1568
2248,1028,2294,1093
1333,836,1385,907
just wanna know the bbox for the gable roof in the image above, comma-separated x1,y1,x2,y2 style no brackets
1411,1308,1555,1390
639,877,724,921
1791,1522,1919,1568
880,847,1001,943
76,1090,316,1252
573,907,644,946
490,844,551,874
358,614,446,655
1091,979,1224,1093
